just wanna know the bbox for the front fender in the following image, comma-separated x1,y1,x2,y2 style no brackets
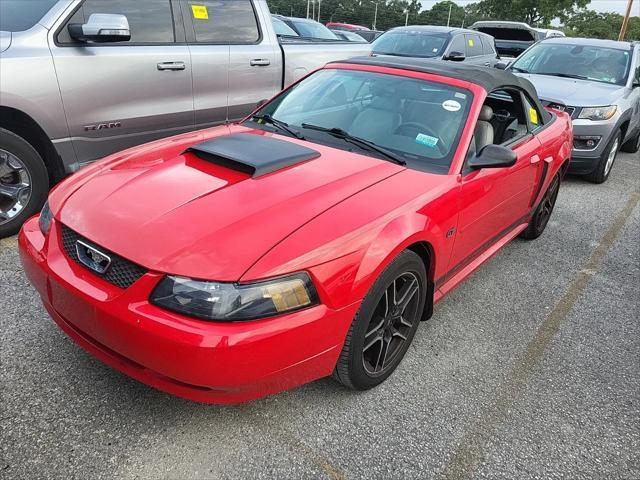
242,171,460,310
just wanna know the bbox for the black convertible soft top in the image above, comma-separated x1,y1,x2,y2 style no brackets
333,56,551,123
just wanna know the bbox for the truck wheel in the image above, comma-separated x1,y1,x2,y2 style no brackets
0,128,49,238
333,250,427,390
585,131,620,184
621,129,640,154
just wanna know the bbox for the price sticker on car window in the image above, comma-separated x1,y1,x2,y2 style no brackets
468,39,474,47
529,107,539,125
191,4,209,20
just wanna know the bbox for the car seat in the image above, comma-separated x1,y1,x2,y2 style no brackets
350,83,402,140
474,105,495,152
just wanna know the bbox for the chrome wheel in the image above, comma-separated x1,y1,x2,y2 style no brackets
604,136,619,177
362,272,421,376
0,149,32,226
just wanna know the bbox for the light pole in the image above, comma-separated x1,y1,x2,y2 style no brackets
405,9,409,26
447,3,452,27
618,0,635,40
306,0,310,19
373,2,379,30
317,0,322,22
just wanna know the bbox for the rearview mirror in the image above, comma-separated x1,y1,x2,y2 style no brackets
495,61,508,70
445,51,465,62
68,14,131,43
468,144,517,169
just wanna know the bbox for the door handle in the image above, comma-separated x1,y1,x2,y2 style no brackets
157,61,185,71
250,59,271,67
484,62,491,66
530,155,541,164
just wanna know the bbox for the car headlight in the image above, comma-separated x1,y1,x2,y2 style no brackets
150,272,319,321
38,201,53,235
578,106,617,121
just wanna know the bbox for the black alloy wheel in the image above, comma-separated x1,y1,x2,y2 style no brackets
333,250,427,390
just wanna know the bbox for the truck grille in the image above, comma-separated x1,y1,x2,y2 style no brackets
60,225,147,289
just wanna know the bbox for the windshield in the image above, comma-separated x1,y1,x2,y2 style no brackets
372,31,449,58
250,69,473,173
290,19,339,40
0,0,58,32
512,43,632,86
273,17,298,37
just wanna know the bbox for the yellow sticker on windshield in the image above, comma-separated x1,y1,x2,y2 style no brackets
468,39,474,47
529,107,539,125
191,4,209,20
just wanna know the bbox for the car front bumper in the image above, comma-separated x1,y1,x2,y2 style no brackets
568,117,619,175
19,217,359,404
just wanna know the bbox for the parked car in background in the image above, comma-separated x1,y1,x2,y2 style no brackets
272,15,299,37
0,0,370,237
326,22,370,31
20,57,572,403
535,28,565,39
372,26,500,67
510,38,640,183
354,30,385,42
470,21,540,58
330,29,369,43
274,15,340,41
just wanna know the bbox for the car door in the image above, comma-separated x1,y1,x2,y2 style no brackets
227,0,280,121
463,33,486,66
50,0,194,166
181,0,231,130
479,35,498,67
447,89,543,275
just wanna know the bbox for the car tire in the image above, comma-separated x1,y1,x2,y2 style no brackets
0,128,49,238
333,250,427,390
585,130,621,184
520,172,561,240
621,129,640,154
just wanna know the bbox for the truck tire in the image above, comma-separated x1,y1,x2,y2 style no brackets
0,128,49,238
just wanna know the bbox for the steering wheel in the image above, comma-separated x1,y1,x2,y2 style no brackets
394,122,447,155
493,109,515,123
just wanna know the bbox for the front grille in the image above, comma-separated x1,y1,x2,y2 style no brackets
60,225,147,289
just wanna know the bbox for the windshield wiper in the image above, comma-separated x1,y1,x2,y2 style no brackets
511,66,530,73
536,72,589,80
251,114,304,139
300,124,406,166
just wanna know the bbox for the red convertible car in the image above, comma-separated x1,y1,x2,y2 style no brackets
19,58,572,404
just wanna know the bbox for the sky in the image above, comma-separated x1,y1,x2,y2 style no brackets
420,0,640,16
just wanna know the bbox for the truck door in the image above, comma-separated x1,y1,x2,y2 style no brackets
50,0,194,167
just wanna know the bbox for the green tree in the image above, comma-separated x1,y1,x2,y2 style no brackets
565,10,640,41
473,0,590,26
418,1,466,27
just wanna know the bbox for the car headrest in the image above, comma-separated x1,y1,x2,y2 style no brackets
479,105,494,122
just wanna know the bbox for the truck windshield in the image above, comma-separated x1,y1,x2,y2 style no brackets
251,68,473,173
512,43,632,86
0,0,58,32
372,31,449,58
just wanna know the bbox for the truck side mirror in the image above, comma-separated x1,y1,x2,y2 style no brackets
68,14,131,43
444,51,466,62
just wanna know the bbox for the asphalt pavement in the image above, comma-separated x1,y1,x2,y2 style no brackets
1,152,639,479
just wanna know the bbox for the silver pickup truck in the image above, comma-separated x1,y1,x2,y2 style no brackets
0,0,370,236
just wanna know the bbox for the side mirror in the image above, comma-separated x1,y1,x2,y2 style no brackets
68,14,131,43
468,144,517,169
445,51,466,62
495,61,508,70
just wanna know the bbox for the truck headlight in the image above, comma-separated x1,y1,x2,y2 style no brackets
38,201,53,235
150,272,319,321
578,106,617,121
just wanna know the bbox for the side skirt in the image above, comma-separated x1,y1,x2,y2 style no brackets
434,221,529,304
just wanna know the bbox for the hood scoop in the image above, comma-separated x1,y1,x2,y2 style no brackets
185,133,320,177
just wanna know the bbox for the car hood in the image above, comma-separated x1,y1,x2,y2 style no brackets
515,73,625,107
0,31,11,53
54,126,404,281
